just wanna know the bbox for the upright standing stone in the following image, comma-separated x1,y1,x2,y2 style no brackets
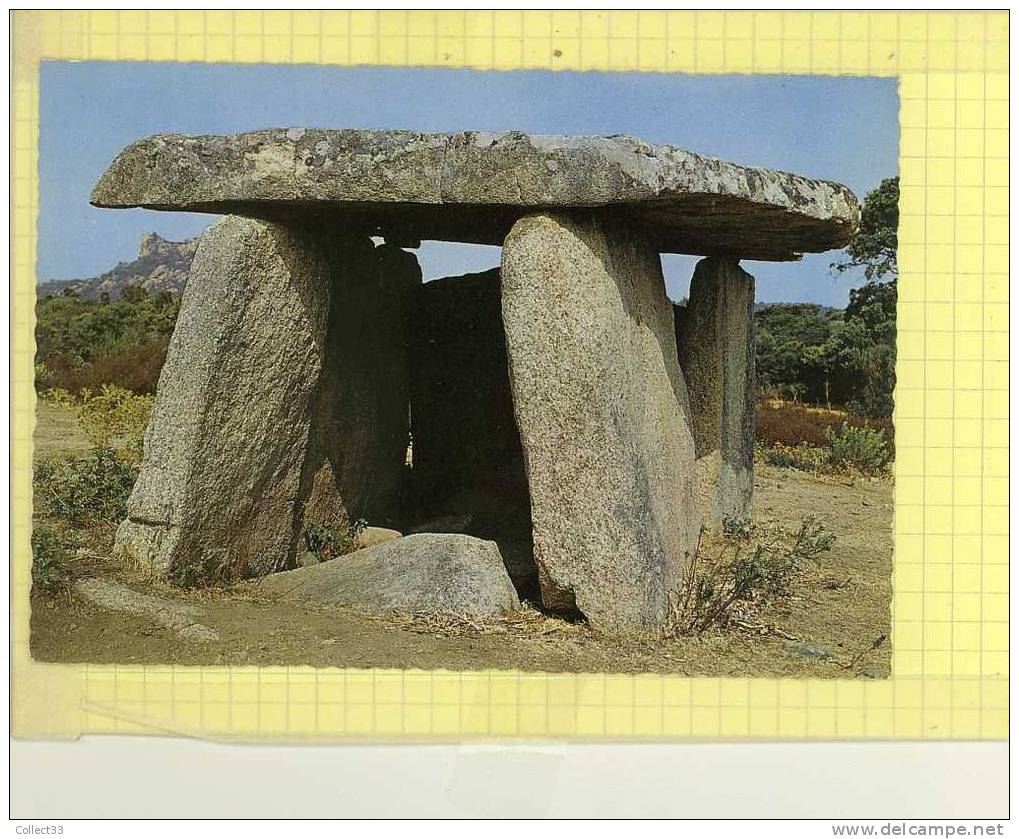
114,216,335,577
114,217,420,578
675,256,756,524
302,241,420,533
409,269,536,595
501,213,700,633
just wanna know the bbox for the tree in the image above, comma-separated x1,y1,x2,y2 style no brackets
800,318,871,410
753,287,896,416
151,290,175,311
754,303,835,403
845,280,896,334
843,281,897,416
120,284,148,303
832,176,898,281
818,175,899,416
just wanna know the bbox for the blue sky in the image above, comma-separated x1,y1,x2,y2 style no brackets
39,62,897,305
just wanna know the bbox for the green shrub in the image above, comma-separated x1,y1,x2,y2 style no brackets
302,518,367,563
789,515,837,561
33,447,136,528
687,542,793,628
34,362,56,391
760,442,830,472
43,341,169,395
670,516,836,635
755,399,895,459
35,289,180,394
721,516,753,542
167,548,237,589
31,523,72,593
825,422,889,472
43,386,152,464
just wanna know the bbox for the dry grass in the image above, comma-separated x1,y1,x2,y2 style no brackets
363,603,588,642
357,516,836,647
40,340,169,395
47,500,887,675
663,517,834,638
33,401,92,459
756,399,895,458
32,404,893,678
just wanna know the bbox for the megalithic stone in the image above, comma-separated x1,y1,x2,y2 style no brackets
92,130,861,261
675,256,756,524
114,216,335,577
500,213,700,634
114,216,419,578
409,268,536,596
302,241,421,533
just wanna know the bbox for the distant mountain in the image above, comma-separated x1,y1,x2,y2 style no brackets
38,233,198,300
41,238,849,313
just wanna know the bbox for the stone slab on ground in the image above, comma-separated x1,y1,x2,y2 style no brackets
784,640,834,662
354,526,403,549
74,577,219,641
254,533,519,615
92,129,860,260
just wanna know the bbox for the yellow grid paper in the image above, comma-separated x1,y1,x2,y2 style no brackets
10,10,1009,741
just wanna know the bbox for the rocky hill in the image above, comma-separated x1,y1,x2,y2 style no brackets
39,233,198,300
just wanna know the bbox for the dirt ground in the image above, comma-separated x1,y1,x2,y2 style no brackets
31,406,892,677
33,400,92,458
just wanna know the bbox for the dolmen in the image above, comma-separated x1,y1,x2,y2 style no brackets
92,129,860,634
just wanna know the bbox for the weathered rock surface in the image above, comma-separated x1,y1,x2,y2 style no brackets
301,240,420,532
675,256,756,523
354,526,403,549
409,269,536,595
74,578,218,641
784,640,834,662
501,213,700,633
114,216,335,577
254,533,519,615
92,129,860,260
298,551,320,568
114,216,419,577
